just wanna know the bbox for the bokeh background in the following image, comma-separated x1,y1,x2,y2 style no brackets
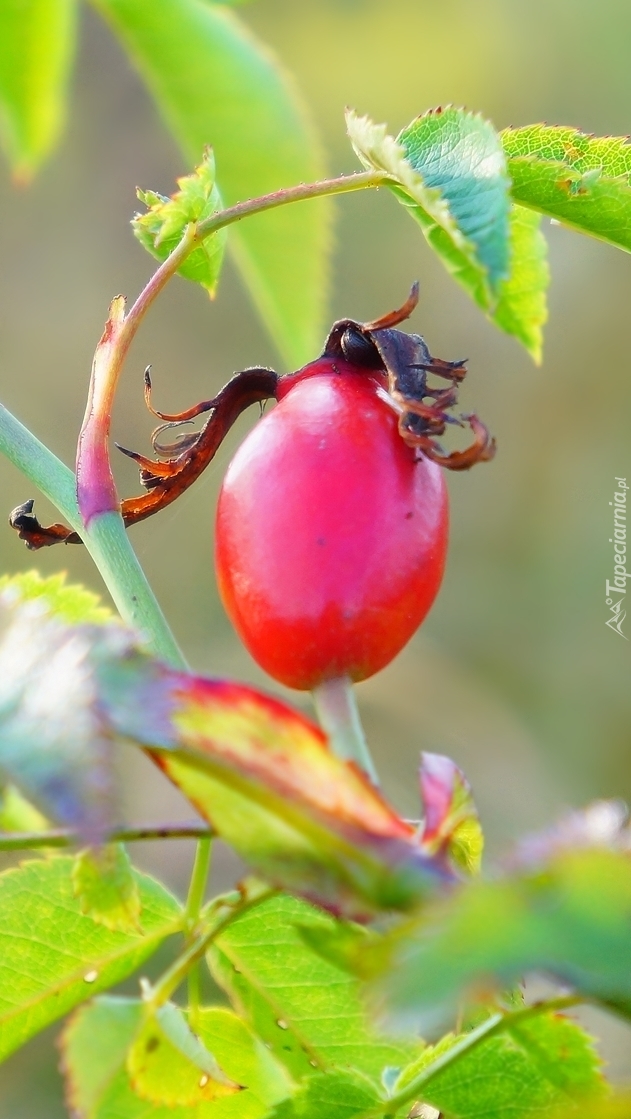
1,0,630,1109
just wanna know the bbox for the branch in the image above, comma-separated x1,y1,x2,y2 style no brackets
368,995,584,1119
0,821,215,851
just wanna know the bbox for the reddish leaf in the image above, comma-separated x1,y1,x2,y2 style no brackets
102,661,448,917
418,753,483,874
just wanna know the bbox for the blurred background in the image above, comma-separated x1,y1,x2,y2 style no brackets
0,0,630,1108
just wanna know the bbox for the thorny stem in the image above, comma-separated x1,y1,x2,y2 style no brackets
311,676,380,785
0,821,215,851
362,995,584,1119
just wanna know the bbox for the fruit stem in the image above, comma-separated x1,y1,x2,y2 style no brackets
311,677,379,785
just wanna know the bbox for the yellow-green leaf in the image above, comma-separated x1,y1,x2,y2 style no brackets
73,844,142,934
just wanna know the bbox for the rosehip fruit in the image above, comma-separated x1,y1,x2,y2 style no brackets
215,358,448,690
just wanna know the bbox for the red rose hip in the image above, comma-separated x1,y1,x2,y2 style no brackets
215,361,448,690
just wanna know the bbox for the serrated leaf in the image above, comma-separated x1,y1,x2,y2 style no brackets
133,149,226,296
347,109,550,357
502,124,631,253
62,1000,292,1118
208,893,418,1084
73,844,142,934
418,753,483,875
0,571,112,625
0,0,78,180
0,856,182,1061
0,590,120,840
369,848,631,1035
91,0,330,366
127,1002,238,1106
493,204,549,363
394,1012,604,1119
347,108,510,305
265,1069,379,1119
397,109,511,291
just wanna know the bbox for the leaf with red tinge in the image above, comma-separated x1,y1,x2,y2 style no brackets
0,591,447,918
102,663,449,918
418,752,483,874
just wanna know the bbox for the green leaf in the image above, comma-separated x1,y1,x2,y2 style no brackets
0,855,182,1061
502,124,631,253
395,1012,604,1119
91,0,330,366
133,150,226,296
197,1006,293,1109
73,845,142,934
61,996,144,1118
551,1098,631,1119
0,571,112,625
127,1002,239,1106
265,1070,380,1119
0,0,78,180
208,893,418,1084
370,848,631,1034
347,108,510,303
397,109,511,291
347,109,549,357
493,204,549,364
62,1000,293,1118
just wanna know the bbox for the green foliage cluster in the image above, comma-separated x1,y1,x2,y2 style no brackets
0,573,625,1119
0,4,631,1119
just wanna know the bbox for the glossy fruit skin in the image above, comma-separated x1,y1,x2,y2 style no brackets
215,359,448,691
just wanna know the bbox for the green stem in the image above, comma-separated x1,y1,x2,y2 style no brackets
95,171,384,425
0,406,80,531
0,821,214,851
195,170,385,242
184,835,213,1030
1,170,386,660
311,676,379,785
185,836,213,932
0,407,184,665
85,512,185,665
364,995,583,1119
146,886,276,1013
